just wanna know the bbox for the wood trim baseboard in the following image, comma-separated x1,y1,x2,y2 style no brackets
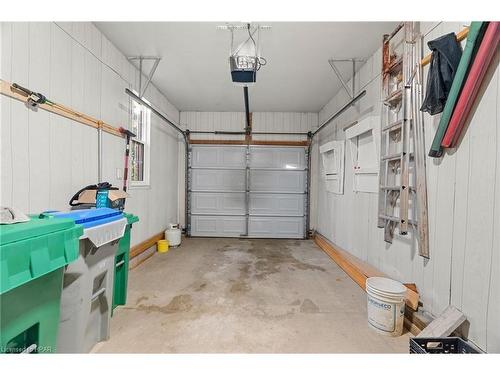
404,309,430,335
313,232,420,311
129,250,156,270
130,231,165,259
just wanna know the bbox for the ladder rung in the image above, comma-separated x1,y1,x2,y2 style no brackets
380,186,400,191
382,119,403,132
381,153,401,161
379,214,417,226
381,185,414,192
384,57,403,75
381,152,414,162
383,88,403,106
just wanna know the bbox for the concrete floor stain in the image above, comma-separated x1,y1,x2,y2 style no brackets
135,296,149,305
300,299,320,313
248,240,326,280
230,280,251,293
136,294,193,314
193,282,207,292
255,307,296,321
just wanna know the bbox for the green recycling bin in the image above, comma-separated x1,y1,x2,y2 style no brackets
112,213,138,312
0,217,82,353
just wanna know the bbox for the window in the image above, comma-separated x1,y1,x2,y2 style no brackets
130,99,151,186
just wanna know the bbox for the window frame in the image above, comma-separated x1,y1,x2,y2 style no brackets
319,140,345,195
129,97,151,188
345,115,380,194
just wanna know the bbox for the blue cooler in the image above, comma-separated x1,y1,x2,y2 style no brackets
45,208,127,353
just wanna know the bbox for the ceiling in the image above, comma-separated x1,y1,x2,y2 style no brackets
95,22,398,112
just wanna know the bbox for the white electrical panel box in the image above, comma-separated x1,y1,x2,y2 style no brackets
319,140,345,195
345,116,380,193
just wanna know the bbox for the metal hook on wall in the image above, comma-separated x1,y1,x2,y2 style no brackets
127,56,162,98
328,58,366,99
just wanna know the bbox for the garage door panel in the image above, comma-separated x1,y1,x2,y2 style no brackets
248,217,305,238
191,146,246,168
191,192,246,215
249,193,304,216
190,215,246,237
190,145,308,238
192,169,246,191
249,147,306,170
250,170,306,193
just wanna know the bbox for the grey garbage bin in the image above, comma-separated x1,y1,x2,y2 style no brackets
46,208,127,353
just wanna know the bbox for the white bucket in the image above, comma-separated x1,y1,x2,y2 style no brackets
366,277,406,337
165,224,181,247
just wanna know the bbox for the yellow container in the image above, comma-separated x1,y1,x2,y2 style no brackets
157,239,169,253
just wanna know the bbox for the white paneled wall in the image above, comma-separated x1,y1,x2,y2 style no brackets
252,112,318,141
180,112,246,140
0,22,180,247
314,22,499,352
180,111,318,140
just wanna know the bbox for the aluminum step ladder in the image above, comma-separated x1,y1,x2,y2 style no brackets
378,22,429,258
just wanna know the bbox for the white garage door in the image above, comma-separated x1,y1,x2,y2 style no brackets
188,145,308,238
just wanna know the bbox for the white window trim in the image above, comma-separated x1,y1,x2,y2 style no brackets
130,98,151,188
319,140,345,195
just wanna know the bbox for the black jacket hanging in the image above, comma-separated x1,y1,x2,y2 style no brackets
421,32,463,115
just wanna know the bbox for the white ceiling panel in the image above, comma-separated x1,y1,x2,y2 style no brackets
95,22,398,112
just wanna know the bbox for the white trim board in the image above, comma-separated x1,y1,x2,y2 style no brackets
345,115,380,193
319,140,345,195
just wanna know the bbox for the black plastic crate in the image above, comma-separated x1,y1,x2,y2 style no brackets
410,337,481,354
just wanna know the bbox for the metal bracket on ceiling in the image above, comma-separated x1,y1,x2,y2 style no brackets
216,24,272,31
127,56,161,98
328,58,366,99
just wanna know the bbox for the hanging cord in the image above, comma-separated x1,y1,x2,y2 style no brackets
247,23,267,70
230,24,267,70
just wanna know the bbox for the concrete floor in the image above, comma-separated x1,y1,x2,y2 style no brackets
94,238,411,353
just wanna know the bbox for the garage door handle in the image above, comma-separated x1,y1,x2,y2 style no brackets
91,288,106,302
115,260,125,267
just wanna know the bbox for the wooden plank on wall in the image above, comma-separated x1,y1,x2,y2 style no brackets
0,78,123,138
313,232,420,310
130,231,164,259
